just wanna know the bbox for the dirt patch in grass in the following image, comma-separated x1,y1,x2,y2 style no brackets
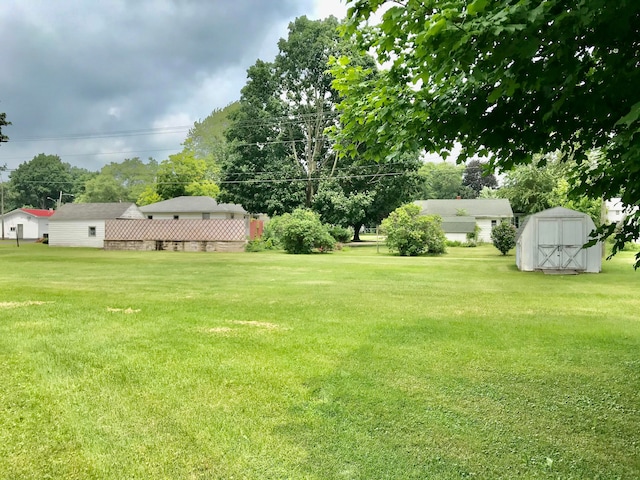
0,301,51,309
230,320,287,330
207,327,235,335
107,307,141,314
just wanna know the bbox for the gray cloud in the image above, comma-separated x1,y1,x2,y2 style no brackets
0,0,320,171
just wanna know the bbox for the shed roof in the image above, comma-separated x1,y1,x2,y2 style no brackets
50,203,143,221
516,207,594,240
415,199,513,218
139,196,247,214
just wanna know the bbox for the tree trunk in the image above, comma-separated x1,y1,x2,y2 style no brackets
352,223,363,242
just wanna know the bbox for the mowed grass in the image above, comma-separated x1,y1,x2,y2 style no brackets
0,242,638,479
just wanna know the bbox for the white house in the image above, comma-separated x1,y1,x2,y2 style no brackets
414,199,514,243
139,196,250,220
49,203,145,248
1,208,54,240
516,206,602,273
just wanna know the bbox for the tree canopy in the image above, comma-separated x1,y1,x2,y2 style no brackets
9,154,79,209
0,111,9,144
333,0,640,265
220,15,421,233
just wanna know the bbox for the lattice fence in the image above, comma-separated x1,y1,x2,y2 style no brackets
105,219,247,241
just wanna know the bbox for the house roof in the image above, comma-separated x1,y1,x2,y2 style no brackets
440,216,477,234
415,199,513,218
50,203,144,221
139,196,247,215
21,208,55,217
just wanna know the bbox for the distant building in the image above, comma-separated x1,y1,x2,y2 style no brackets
139,196,251,220
49,203,144,248
414,199,513,243
1,208,55,240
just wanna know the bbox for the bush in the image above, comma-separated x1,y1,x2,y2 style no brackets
245,238,267,252
381,204,447,256
279,209,336,254
491,220,517,255
262,215,288,249
327,225,354,243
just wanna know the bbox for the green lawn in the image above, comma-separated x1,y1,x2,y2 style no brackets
0,242,638,479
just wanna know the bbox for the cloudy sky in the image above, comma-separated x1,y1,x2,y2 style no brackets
0,0,348,173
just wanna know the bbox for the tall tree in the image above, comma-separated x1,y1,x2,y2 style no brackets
183,103,239,163
462,160,498,197
77,157,158,203
333,0,640,265
150,151,219,201
9,154,74,208
313,152,422,239
221,16,376,216
417,162,474,200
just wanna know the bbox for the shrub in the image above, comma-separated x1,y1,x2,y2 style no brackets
381,204,447,256
465,225,481,247
245,238,267,252
491,220,517,255
280,209,335,254
327,225,354,243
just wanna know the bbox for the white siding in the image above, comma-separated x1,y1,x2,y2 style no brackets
476,219,495,243
2,213,49,239
49,220,107,248
445,233,468,243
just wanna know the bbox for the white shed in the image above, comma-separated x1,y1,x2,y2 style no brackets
49,203,144,248
516,207,602,273
1,208,54,239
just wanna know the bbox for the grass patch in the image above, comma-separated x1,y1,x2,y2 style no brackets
0,243,638,479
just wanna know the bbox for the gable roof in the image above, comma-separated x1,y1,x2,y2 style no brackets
139,196,247,215
50,203,144,221
2,208,55,219
516,207,595,240
415,199,513,218
21,208,55,217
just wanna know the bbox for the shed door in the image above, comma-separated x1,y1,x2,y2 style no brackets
536,218,586,270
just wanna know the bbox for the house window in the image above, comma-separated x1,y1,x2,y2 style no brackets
491,220,497,228
10,226,15,232
202,213,210,220
88,226,96,237
147,215,153,219
230,214,235,219
173,215,179,220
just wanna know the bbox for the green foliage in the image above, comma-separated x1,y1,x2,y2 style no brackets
221,16,379,218
278,209,336,254
9,154,74,209
0,111,9,144
153,151,219,201
381,204,446,256
491,221,517,255
327,225,354,243
462,160,497,196
417,161,476,200
466,224,481,247
79,157,158,203
183,103,239,161
334,0,640,266
499,155,603,225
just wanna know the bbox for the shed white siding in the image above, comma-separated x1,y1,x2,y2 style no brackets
516,207,601,273
49,220,106,248
3,213,47,239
